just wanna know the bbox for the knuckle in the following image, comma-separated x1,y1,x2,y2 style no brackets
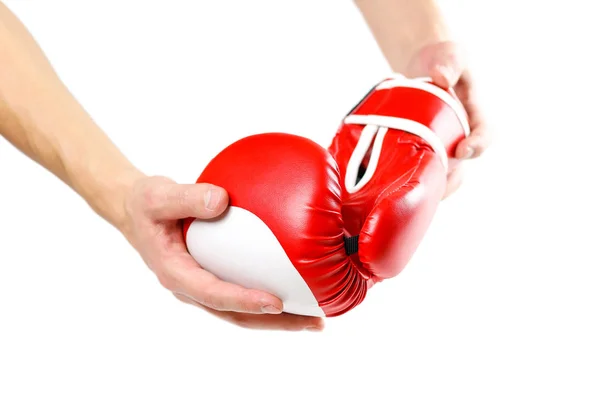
199,290,227,311
173,186,197,215
156,271,177,291
237,300,255,314
238,291,262,313
175,186,191,206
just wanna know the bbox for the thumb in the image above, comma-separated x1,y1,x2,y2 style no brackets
430,63,461,89
146,182,229,220
422,41,466,89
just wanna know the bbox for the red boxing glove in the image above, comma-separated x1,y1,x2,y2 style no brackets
183,133,359,317
183,75,469,317
328,73,470,283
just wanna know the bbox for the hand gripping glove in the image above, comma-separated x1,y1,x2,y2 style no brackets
327,74,470,285
183,75,469,317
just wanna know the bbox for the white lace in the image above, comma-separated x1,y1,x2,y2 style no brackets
343,75,467,193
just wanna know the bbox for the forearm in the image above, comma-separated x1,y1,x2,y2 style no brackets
0,3,143,230
354,0,451,75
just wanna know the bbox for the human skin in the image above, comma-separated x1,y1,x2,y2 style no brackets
354,0,492,198
0,2,319,331
0,1,489,331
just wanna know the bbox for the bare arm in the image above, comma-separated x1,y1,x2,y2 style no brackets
0,2,322,331
354,0,451,75
355,0,491,198
0,2,143,232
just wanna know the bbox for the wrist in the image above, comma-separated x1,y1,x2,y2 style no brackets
103,168,146,236
76,161,146,236
355,0,451,75
388,30,452,78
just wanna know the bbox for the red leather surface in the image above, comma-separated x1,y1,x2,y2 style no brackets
329,124,446,281
329,80,468,282
350,84,466,159
183,133,368,317
183,78,468,317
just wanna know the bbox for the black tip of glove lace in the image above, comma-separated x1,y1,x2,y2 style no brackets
344,80,382,117
344,235,359,255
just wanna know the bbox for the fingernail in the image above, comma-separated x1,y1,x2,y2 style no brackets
462,146,474,159
261,305,282,314
438,65,456,85
204,187,222,211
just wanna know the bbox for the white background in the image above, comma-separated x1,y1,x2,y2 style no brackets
1,1,598,399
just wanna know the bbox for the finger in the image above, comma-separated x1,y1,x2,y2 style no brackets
424,41,466,89
173,293,323,331
145,182,229,220
453,73,492,160
201,303,325,332
168,252,284,314
456,126,493,160
455,98,492,160
430,64,461,90
443,164,464,200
